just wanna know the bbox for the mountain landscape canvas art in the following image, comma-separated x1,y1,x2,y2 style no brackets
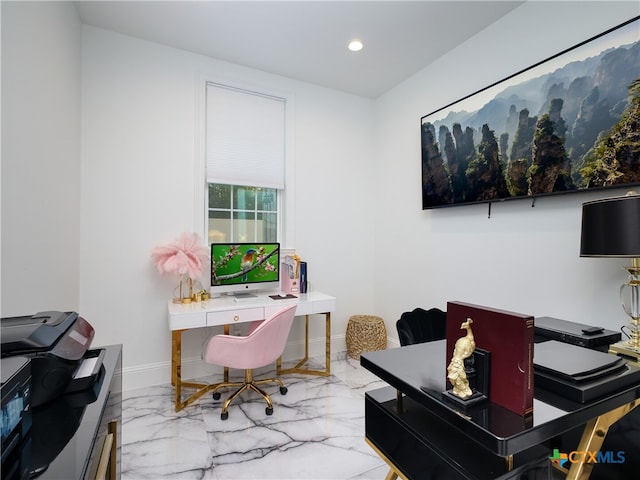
421,17,640,209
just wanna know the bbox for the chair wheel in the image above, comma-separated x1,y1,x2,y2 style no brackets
221,411,229,420
266,406,273,415
213,392,221,400
280,386,288,395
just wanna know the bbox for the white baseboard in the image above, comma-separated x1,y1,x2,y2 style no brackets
119,333,375,393
386,337,400,349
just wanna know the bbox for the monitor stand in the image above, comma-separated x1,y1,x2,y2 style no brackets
231,292,258,302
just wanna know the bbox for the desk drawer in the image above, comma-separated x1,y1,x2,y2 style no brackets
365,388,550,480
264,302,298,318
207,307,265,326
295,298,336,316
169,311,206,330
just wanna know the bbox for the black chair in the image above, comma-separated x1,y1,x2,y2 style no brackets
396,307,447,346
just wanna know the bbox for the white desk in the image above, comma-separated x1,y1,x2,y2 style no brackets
168,291,336,411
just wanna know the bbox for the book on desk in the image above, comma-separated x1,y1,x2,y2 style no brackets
447,301,534,416
534,340,640,403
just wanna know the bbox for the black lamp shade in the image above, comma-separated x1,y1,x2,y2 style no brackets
580,194,640,257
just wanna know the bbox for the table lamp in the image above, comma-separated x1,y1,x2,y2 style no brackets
580,191,640,365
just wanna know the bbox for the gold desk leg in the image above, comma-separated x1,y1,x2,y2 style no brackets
106,419,118,480
172,329,219,412
277,312,331,377
304,314,311,362
172,330,182,405
384,469,398,480
325,312,331,374
365,437,408,480
566,399,639,480
505,454,513,472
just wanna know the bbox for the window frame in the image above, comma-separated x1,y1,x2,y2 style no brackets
206,183,280,244
194,77,295,248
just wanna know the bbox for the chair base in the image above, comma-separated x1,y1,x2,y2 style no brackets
211,368,287,420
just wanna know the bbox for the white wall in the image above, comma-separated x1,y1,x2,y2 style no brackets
79,27,376,389
373,2,640,335
2,1,639,392
1,1,82,314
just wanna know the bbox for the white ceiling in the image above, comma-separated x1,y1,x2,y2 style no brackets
74,1,524,98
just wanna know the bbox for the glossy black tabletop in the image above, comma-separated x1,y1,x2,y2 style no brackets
361,341,640,456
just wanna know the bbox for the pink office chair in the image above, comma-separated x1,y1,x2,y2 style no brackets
204,303,297,420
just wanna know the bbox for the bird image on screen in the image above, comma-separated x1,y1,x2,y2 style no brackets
210,243,280,297
240,249,256,281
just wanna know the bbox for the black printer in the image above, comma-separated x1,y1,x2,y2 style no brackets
1,311,96,407
1,356,32,480
1,312,108,479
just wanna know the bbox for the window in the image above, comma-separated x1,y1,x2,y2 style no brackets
205,82,290,245
207,183,278,244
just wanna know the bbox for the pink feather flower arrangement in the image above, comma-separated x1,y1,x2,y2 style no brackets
151,232,209,281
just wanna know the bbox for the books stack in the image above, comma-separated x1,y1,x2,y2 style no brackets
281,254,308,294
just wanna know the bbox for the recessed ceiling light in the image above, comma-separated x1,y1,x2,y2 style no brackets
348,39,364,52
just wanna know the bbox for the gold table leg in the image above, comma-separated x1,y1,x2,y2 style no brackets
172,329,218,412
563,399,639,480
505,454,513,472
364,437,408,480
277,312,331,377
171,330,180,387
384,469,398,480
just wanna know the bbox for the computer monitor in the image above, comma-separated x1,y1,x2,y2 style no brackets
210,243,280,297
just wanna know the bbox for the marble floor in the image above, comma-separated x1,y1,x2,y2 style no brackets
121,353,391,479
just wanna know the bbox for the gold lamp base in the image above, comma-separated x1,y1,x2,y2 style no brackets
611,258,640,366
609,341,640,367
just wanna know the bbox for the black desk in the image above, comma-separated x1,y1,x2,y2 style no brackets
361,341,640,480
24,345,122,480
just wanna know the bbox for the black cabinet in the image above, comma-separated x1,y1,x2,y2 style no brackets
366,387,550,479
29,345,122,480
362,341,640,480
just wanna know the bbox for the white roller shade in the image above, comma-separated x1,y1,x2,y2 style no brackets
206,83,285,189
